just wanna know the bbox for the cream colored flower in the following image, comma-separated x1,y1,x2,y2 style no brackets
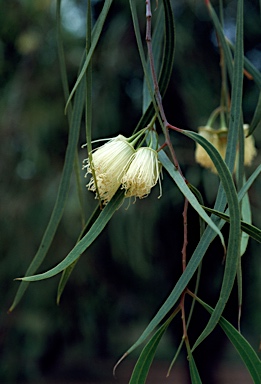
121,147,161,199
195,125,257,173
83,135,135,204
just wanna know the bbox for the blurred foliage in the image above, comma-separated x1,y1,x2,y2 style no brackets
0,0,260,382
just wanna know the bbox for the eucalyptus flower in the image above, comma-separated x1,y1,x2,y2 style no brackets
121,147,161,199
195,125,257,173
83,135,135,204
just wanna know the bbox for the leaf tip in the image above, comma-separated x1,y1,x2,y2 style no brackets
113,352,128,378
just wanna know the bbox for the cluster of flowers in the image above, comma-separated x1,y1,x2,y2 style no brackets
195,124,257,173
83,134,161,204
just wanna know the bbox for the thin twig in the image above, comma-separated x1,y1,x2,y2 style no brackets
145,0,168,126
145,0,183,173
182,198,189,272
145,0,191,345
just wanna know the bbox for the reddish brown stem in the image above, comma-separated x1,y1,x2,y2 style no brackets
182,198,189,272
180,290,188,340
145,1,184,174
145,1,168,127
145,0,191,343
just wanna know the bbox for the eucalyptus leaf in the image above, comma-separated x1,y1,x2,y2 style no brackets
194,296,261,383
9,78,86,312
129,313,176,384
57,204,100,304
159,150,225,247
227,40,261,89
183,129,241,350
188,350,202,384
239,185,252,255
65,0,114,112
116,159,258,363
192,0,244,349
249,92,261,136
131,0,175,133
202,206,261,244
16,190,125,282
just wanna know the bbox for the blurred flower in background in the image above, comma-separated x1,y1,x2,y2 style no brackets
195,125,257,173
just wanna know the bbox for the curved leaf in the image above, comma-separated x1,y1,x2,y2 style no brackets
16,190,125,282
120,155,259,362
202,206,261,243
142,3,164,112
192,0,244,349
159,150,225,247
183,129,241,349
131,0,175,132
56,204,100,304
194,296,261,383
249,92,261,136
9,78,85,312
188,350,202,384
227,41,261,89
237,164,261,202
129,312,176,384
65,0,114,111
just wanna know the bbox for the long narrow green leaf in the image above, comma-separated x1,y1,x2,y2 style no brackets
207,1,233,82
85,0,93,170
158,0,175,99
121,163,260,359
249,92,261,136
56,204,100,304
201,164,261,249
239,185,251,255
194,296,261,383
202,206,261,243
226,4,244,171
120,147,228,357
227,40,261,89
218,319,261,383
202,0,240,227
129,313,176,384
188,350,202,384
207,0,243,173
242,53,261,89
131,0,175,132
183,129,241,350
65,0,113,112
160,150,225,247
9,77,85,312
236,164,261,204
16,190,125,282
56,0,86,227
142,2,164,112
133,121,242,349
191,0,244,350
130,0,158,118
56,0,94,302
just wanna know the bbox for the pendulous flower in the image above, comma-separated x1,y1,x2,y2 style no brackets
195,125,257,173
121,147,161,199
83,135,135,204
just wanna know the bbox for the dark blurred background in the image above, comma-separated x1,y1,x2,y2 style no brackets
0,0,260,383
